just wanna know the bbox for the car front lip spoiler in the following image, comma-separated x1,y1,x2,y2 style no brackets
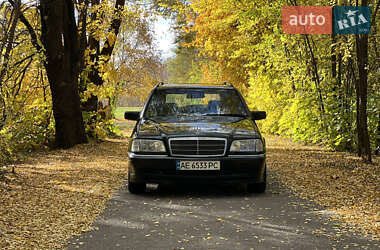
128,152,265,159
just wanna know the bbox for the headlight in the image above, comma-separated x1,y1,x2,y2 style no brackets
131,139,166,153
230,139,264,153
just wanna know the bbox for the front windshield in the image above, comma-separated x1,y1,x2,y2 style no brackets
144,88,248,118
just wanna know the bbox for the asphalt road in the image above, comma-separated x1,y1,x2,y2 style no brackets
67,171,379,250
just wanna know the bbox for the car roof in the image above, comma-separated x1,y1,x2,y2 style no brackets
156,82,235,90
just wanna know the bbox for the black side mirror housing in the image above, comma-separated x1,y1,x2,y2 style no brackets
124,111,140,121
250,111,266,120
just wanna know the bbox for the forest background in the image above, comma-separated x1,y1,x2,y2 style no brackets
0,0,378,167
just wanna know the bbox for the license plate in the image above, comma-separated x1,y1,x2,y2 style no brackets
176,161,220,170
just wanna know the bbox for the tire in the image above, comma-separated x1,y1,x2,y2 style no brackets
127,173,145,194
247,167,266,193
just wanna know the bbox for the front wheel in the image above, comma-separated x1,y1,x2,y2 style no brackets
247,167,266,193
127,173,145,194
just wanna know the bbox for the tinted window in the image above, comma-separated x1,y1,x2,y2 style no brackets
144,89,247,118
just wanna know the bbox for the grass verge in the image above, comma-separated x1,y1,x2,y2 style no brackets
113,107,142,120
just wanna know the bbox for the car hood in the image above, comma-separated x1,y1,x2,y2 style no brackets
136,116,260,138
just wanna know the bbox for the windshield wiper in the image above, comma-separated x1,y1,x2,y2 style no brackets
204,113,248,118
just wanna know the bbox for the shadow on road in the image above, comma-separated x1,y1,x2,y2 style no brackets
133,182,271,199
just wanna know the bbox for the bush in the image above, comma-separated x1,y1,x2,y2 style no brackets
0,105,54,165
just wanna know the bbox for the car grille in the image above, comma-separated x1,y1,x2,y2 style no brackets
169,137,227,157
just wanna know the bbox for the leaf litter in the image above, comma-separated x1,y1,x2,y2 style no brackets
266,135,379,240
0,138,129,249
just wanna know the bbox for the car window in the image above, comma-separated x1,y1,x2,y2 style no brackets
144,89,247,118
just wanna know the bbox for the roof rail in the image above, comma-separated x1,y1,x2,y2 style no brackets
157,82,233,86
222,81,233,86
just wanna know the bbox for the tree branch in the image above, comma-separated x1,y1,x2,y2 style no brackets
0,0,21,88
100,0,126,60
8,0,43,53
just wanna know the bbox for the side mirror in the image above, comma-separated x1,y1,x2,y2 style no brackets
124,111,140,121
250,111,266,120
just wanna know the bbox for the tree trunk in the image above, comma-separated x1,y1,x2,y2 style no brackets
354,0,371,162
40,0,87,148
331,35,337,79
304,35,325,114
376,112,380,156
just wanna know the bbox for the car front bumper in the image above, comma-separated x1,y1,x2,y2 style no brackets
127,153,266,185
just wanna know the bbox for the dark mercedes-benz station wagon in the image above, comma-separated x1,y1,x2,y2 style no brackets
125,82,267,194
